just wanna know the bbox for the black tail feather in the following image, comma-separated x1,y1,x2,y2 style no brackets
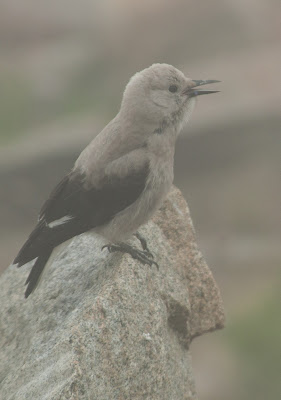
24,248,52,298
14,220,46,266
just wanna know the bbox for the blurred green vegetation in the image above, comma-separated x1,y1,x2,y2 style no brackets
0,61,119,145
227,282,281,400
0,74,35,142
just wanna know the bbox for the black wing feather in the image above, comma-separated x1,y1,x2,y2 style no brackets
39,175,70,220
15,164,149,266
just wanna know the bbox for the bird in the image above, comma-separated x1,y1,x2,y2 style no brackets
13,63,220,298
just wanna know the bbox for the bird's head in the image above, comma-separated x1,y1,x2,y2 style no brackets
121,63,219,134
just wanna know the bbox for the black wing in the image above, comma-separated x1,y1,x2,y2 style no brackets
15,163,149,267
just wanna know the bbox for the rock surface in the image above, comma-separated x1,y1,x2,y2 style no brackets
0,186,224,400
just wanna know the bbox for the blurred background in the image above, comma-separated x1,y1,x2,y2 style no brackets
0,0,280,399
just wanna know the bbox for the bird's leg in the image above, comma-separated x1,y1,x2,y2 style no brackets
102,243,158,269
134,232,154,259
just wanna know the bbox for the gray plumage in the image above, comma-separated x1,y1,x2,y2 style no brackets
14,63,219,297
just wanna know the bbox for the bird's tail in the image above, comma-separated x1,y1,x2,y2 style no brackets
24,248,52,298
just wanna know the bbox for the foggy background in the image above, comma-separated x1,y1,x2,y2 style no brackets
0,1,280,399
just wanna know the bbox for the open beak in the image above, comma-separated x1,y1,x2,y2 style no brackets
183,79,220,97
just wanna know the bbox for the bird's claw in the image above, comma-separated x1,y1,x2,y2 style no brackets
143,250,154,259
102,243,159,269
134,232,154,258
102,244,117,253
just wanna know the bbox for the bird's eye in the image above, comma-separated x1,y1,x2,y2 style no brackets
169,85,178,93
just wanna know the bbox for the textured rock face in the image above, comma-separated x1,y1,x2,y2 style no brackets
0,186,224,400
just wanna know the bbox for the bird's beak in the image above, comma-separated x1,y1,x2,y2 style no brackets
183,79,220,97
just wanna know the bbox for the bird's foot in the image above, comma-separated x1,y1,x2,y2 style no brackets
134,232,154,259
102,243,159,269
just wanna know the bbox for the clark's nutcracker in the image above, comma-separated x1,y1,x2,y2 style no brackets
13,63,220,297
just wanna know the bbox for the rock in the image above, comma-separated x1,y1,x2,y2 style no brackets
0,186,224,400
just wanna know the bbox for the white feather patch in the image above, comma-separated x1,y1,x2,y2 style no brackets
48,215,73,228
